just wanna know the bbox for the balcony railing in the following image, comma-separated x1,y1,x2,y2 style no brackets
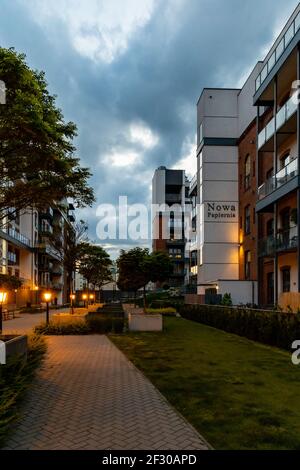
258,93,297,150
258,226,298,257
255,11,300,92
258,158,298,200
7,228,30,246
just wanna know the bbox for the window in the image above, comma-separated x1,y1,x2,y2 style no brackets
244,205,251,235
267,272,274,304
244,251,251,280
244,155,251,190
282,267,291,293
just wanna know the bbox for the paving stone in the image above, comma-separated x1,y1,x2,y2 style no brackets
3,335,209,450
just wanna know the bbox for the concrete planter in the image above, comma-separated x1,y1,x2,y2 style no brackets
128,313,162,332
0,334,28,362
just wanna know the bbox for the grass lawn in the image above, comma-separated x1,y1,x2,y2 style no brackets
111,317,300,450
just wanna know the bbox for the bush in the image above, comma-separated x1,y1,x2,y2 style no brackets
0,334,46,446
145,307,177,316
149,299,183,309
35,314,124,335
86,314,124,333
35,320,90,335
178,304,300,350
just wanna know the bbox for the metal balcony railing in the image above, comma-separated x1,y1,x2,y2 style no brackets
258,94,298,150
7,228,30,247
255,11,300,92
258,158,298,200
258,226,298,257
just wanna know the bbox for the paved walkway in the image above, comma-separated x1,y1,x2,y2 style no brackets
3,335,209,450
3,311,56,335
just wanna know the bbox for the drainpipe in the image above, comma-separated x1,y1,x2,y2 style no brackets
274,75,278,306
297,44,300,293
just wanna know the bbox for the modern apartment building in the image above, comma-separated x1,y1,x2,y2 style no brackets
0,202,76,307
255,3,300,310
152,167,191,288
193,65,262,305
0,209,37,306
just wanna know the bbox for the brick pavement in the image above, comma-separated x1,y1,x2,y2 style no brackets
2,335,209,450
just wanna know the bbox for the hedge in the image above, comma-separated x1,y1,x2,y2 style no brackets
35,313,124,335
177,304,300,350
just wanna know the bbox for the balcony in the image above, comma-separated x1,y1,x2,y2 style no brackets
258,158,298,200
258,226,298,257
165,194,182,204
8,228,29,246
255,11,300,93
258,93,297,151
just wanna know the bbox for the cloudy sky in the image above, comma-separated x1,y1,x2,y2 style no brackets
0,0,298,257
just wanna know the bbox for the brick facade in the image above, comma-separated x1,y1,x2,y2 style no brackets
238,120,257,281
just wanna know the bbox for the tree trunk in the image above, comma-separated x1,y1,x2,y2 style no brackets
134,291,136,308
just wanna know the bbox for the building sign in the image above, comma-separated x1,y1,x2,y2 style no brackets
204,201,238,222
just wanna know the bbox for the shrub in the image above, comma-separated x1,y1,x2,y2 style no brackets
145,307,177,316
220,293,232,306
178,304,300,350
0,334,46,446
35,320,90,335
149,299,184,309
86,314,124,333
35,314,124,335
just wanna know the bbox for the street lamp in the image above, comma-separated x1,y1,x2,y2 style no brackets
43,291,52,325
82,293,87,308
0,291,7,335
70,293,76,314
89,293,94,305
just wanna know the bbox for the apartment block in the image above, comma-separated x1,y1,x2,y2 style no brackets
255,4,300,310
0,202,75,307
152,166,191,288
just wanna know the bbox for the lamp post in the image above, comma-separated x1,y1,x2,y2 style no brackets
0,291,7,335
43,291,52,325
89,293,94,305
70,293,76,314
82,293,87,308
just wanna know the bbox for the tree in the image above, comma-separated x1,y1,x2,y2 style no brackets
48,218,88,296
0,47,95,224
0,273,22,290
117,248,172,307
78,243,112,303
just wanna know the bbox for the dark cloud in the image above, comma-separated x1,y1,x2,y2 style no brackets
0,0,298,256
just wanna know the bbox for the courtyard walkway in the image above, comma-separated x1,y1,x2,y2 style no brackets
2,335,209,450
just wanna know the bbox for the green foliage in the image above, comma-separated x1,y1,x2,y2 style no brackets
117,248,172,300
111,317,300,450
221,293,232,306
177,304,300,350
145,307,177,316
0,47,94,216
78,242,112,288
0,334,46,446
35,312,124,335
0,273,22,290
35,321,90,335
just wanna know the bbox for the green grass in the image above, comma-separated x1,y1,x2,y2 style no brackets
0,334,46,446
111,317,300,450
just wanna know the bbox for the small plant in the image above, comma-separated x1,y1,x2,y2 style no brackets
221,293,232,306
